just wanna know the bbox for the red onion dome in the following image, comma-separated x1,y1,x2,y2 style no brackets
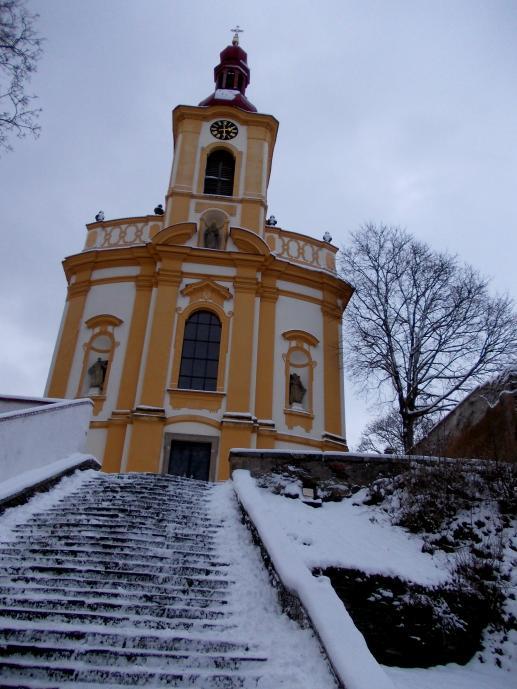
199,32,257,112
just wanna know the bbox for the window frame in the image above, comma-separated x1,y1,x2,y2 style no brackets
203,148,236,197
170,296,231,396
197,142,242,198
178,310,222,392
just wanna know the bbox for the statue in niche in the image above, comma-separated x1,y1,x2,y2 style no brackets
204,221,220,249
289,372,307,406
87,357,108,392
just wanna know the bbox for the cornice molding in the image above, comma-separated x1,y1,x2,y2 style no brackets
282,330,320,347
85,314,123,329
181,279,232,306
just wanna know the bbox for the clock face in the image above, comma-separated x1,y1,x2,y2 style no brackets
210,120,238,141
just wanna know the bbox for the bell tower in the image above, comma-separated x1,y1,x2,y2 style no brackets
164,30,278,236
46,34,352,481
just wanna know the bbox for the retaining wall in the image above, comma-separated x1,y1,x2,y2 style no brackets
0,398,93,483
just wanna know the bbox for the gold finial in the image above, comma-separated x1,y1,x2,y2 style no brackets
231,25,243,45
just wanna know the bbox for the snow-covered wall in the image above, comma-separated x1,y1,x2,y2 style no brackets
0,395,57,413
233,470,397,689
0,398,93,483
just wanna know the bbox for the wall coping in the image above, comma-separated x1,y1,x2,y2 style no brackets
0,398,93,424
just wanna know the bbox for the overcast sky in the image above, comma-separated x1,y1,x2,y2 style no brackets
1,0,516,448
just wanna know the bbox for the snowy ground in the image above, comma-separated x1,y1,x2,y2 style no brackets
0,471,339,688
243,476,516,689
210,480,338,688
0,469,514,689
0,468,96,543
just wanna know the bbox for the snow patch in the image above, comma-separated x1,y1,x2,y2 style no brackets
0,468,97,543
233,469,397,689
214,88,240,100
210,480,339,688
0,453,98,503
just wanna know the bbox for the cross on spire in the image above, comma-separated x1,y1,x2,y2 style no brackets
231,25,243,45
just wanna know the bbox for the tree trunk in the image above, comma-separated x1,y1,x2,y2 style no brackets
402,414,415,455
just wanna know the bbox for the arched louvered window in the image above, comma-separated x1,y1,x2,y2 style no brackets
225,70,236,89
178,310,222,391
203,149,235,197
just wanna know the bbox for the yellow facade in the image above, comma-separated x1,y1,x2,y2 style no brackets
46,41,353,480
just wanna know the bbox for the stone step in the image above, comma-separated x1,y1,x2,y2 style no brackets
0,625,257,655
61,479,208,489
11,534,218,552
0,574,230,596
61,488,212,506
0,595,229,619
103,473,211,485
0,660,258,687
31,515,216,528
10,524,219,541
0,557,228,577
76,490,211,503
0,642,267,672
101,472,211,483
0,547,228,569
0,569,230,593
0,473,274,687
39,505,213,518
0,609,236,632
18,517,221,533
0,537,216,557
0,540,218,553
0,583,228,605
0,584,227,605
90,472,209,482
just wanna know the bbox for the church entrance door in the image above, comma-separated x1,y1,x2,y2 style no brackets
168,440,211,481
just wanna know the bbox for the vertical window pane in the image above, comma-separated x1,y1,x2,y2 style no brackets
197,323,210,340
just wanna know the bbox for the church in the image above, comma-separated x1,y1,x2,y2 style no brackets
45,32,353,481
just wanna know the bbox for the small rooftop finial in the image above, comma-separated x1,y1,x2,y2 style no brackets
231,25,243,45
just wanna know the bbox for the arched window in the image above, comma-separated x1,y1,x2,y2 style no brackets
178,310,222,391
203,149,235,197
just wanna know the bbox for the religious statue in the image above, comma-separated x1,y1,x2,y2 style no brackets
87,357,108,391
204,222,220,249
289,372,306,406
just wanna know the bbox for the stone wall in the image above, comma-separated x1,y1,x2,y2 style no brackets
230,450,411,489
414,370,516,463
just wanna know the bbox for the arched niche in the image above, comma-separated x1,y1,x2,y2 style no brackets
78,314,123,414
282,329,319,432
198,209,230,250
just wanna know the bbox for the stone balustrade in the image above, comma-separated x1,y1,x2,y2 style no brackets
83,216,164,251
265,227,338,274
82,217,338,276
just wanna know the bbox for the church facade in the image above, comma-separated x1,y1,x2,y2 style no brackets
45,35,353,481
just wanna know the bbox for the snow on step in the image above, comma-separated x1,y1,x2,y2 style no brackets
0,472,337,688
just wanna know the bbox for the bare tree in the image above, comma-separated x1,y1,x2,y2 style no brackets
357,409,437,454
0,0,42,152
357,410,405,454
340,224,517,453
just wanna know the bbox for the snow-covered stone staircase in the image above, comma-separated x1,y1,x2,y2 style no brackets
0,473,270,688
